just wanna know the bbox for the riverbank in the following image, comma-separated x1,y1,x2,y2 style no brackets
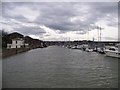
2,48,30,58
2,46,48,58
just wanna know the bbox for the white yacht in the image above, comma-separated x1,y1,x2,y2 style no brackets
105,44,120,58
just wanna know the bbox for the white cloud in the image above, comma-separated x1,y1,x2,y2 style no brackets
29,34,40,39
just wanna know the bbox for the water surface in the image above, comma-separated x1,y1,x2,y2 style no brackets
3,46,118,88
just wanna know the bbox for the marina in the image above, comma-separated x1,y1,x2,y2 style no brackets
48,41,120,58
67,43,120,58
1,1,119,89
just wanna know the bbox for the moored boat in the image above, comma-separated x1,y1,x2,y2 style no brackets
105,44,120,58
85,48,93,52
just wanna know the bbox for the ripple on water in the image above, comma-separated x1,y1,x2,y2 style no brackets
2,46,118,88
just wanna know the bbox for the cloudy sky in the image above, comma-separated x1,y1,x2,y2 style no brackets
1,2,118,41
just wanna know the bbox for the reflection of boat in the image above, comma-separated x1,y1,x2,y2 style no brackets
105,44,120,58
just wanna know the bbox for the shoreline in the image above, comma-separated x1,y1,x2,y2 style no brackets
2,46,47,58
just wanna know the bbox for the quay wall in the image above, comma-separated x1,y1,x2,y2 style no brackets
2,48,30,58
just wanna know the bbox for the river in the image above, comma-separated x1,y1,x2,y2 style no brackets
2,46,118,88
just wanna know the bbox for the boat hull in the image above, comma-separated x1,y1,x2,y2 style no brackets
105,50,120,58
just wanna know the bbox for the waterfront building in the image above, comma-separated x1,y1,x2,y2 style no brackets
7,38,29,49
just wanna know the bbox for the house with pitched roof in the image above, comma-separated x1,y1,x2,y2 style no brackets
7,38,29,49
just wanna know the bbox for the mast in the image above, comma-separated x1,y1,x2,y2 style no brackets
87,27,89,41
93,37,94,42
97,26,99,42
100,27,102,42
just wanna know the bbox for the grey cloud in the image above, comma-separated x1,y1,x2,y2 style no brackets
2,2,118,36
90,2,118,14
13,26,46,36
36,2,117,33
2,2,32,22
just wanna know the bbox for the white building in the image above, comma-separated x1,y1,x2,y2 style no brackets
7,38,29,49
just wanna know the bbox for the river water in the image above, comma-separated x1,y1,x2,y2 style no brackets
2,46,118,88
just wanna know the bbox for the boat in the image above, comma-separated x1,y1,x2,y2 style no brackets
71,45,82,49
81,44,94,52
97,48,105,54
71,45,77,49
85,48,93,52
81,44,88,51
93,47,98,52
105,44,120,58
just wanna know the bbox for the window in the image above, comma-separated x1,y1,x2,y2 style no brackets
16,41,17,44
109,48,115,51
